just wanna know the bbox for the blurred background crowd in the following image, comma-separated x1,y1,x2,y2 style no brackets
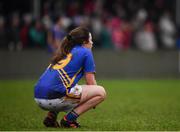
0,0,178,53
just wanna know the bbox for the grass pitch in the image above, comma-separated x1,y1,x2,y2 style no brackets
0,79,180,131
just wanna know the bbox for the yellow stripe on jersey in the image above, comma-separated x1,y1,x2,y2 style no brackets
57,67,83,99
52,54,72,70
69,68,82,87
60,68,82,89
57,70,68,88
58,70,69,87
60,69,71,84
58,75,67,89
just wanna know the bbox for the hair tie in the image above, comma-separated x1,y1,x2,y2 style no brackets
67,34,72,41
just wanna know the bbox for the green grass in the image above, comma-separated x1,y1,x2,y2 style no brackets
0,79,180,131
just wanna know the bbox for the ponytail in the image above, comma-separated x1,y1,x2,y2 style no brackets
51,36,74,65
51,27,90,65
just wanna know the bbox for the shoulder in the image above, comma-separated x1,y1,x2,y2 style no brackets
72,45,92,55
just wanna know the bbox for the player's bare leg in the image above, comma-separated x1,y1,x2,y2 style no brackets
60,85,106,128
74,85,106,114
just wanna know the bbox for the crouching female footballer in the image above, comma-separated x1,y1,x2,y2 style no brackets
34,27,106,128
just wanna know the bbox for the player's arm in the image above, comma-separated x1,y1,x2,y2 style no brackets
85,72,97,85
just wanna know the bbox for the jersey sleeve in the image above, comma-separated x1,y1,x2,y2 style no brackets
83,49,96,73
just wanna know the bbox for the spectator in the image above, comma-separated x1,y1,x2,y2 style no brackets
20,14,32,48
111,23,132,51
0,16,8,49
8,13,22,51
176,28,180,50
121,20,132,50
159,11,176,49
0,0,176,51
42,14,52,30
134,21,157,52
29,19,46,48
110,17,126,50
47,15,66,53
133,8,148,30
91,17,102,48
99,20,113,49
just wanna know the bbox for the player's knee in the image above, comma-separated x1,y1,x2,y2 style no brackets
97,86,106,101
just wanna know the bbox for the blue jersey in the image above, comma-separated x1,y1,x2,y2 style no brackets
34,45,95,99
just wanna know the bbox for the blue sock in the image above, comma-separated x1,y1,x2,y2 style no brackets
65,110,79,122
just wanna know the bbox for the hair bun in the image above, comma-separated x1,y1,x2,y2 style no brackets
66,34,72,41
